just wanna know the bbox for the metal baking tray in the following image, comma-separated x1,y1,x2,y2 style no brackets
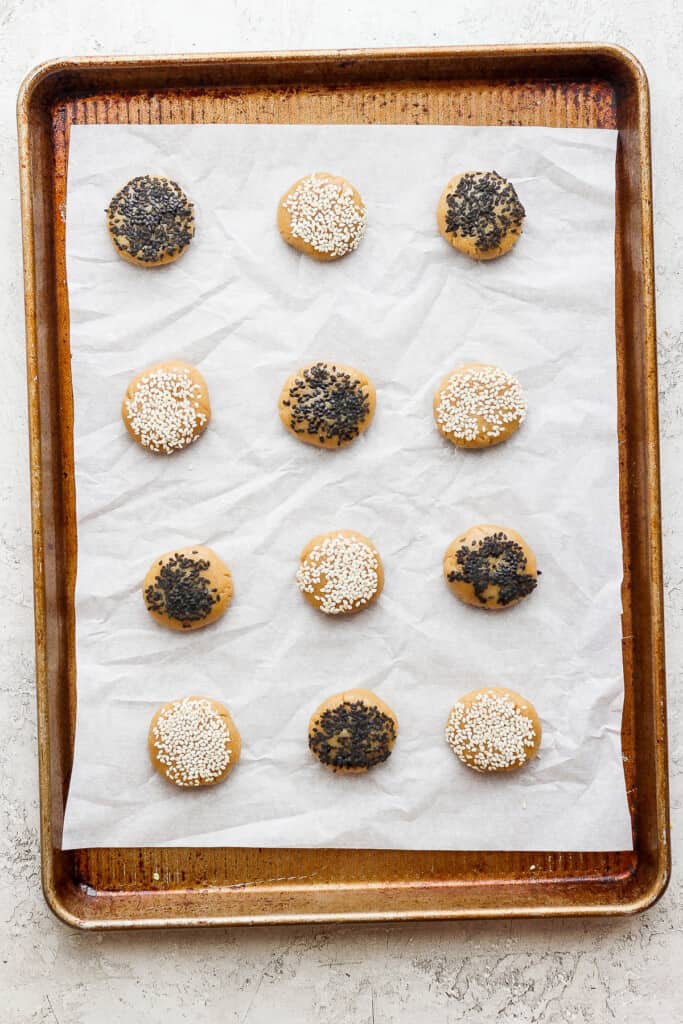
17,45,669,928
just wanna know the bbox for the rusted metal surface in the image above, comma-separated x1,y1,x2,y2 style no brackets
16,45,668,928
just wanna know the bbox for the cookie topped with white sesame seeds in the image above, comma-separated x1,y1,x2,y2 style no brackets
444,525,538,610
296,530,383,616
278,172,366,261
278,361,376,450
433,362,526,448
149,696,241,787
143,545,232,632
437,170,525,260
107,175,195,267
445,687,541,772
122,360,210,455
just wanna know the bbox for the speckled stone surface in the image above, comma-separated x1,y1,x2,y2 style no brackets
1,2,681,1021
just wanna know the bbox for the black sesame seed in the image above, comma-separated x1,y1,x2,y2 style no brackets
309,700,396,770
107,175,194,263
444,171,525,253
286,362,370,445
447,531,537,606
145,553,218,624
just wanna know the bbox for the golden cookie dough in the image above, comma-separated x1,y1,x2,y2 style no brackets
308,688,398,773
277,172,366,261
437,170,525,260
106,175,195,267
149,695,241,787
296,530,384,615
443,525,538,610
143,545,233,631
279,361,376,449
445,687,541,772
122,360,210,454
433,362,527,448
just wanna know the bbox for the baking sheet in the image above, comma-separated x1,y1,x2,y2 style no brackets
61,123,631,851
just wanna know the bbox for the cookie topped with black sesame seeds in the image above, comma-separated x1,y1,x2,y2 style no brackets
308,689,398,773
149,696,241,787
143,545,233,632
445,687,541,772
278,361,376,450
444,525,538,610
433,362,527,448
278,172,366,261
107,175,195,267
437,170,525,260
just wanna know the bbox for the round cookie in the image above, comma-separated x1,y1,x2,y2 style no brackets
437,170,525,260
143,545,232,631
433,362,526,448
278,172,366,261
279,361,376,449
445,687,541,772
106,175,195,267
149,696,241,787
296,530,383,616
122,360,210,454
443,525,538,610
308,688,398,773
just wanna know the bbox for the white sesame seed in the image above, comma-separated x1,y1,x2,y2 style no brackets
283,174,366,257
152,697,232,786
296,533,379,614
445,690,538,771
125,366,207,454
436,365,526,443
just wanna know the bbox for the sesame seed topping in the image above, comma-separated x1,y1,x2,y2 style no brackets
297,533,380,614
310,699,396,770
145,551,220,627
436,365,526,443
444,171,524,253
283,174,366,257
447,530,537,607
152,697,233,786
106,175,194,263
445,690,538,771
283,362,372,446
125,366,207,454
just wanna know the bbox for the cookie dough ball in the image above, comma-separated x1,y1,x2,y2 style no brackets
444,525,538,610
149,696,241,787
437,170,525,260
107,175,195,267
433,363,526,448
122,360,210,454
296,530,383,615
309,688,398,773
279,361,375,449
143,545,232,631
278,172,366,261
445,687,541,772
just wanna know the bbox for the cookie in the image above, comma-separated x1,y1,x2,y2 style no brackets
443,525,538,610
437,171,525,260
445,687,541,772
308,688,398,773
278,361,375,449
106,175,195,267
149,696,241,787
433,362,526,448
296,530,383,615
122,360,210,454
143,545,232,631
277,172,366,261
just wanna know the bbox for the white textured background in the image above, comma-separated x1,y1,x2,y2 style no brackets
1,2,680,1022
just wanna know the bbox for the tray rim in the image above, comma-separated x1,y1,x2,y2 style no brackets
17,43,670,929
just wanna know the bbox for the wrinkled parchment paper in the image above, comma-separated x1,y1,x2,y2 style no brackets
61,124,631,851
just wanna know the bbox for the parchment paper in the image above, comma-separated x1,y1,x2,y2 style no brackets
61,123,632,851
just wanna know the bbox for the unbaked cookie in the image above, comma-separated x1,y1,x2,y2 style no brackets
308,688,398,773
433,363,526,448
143,545,232,631
445,687,541,772
279,361,376,449
296,530,383,615
437,171,525,260
278,172,366,260
122,360,210,454
107,175,195,267
149,696,241,787
443,525,538,609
